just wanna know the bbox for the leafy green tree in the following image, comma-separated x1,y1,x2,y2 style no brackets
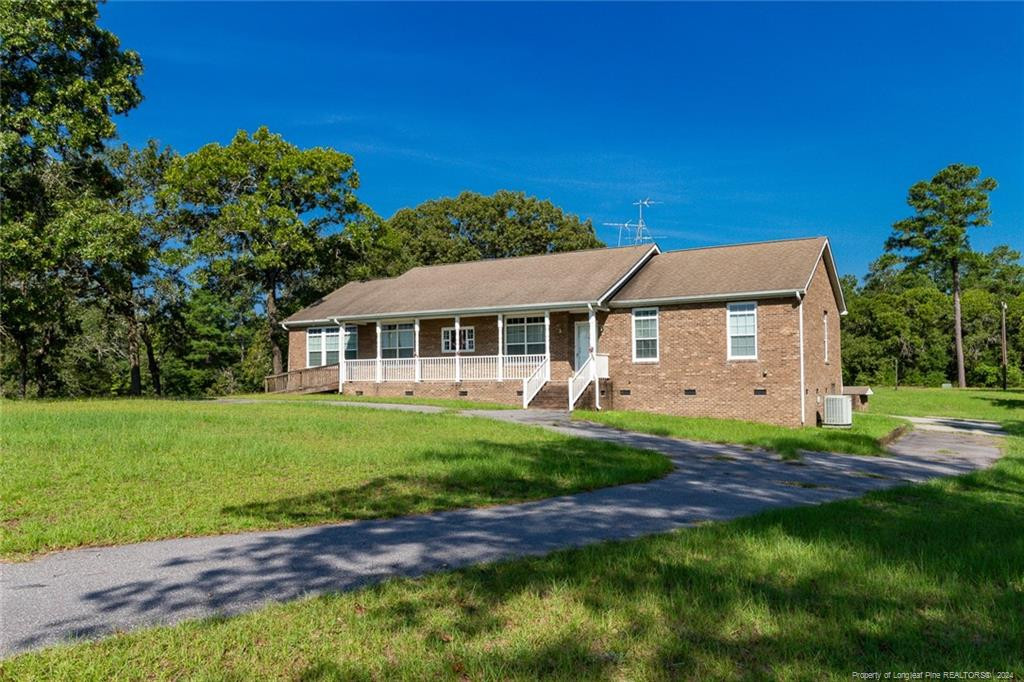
384,190,604,269
886,164,997,387
163,127,365,375
0,0,143,397
963,245,1024,298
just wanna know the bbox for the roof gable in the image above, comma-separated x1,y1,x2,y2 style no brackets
610,236,845,312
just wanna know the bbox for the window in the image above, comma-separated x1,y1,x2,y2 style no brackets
504,316,546,356
632,308,659,362
344,325,358,360
381,323,414,358
727,302,757,359
307,326,357,366
823,311,829,364
442,326,475,353
307,328,324,367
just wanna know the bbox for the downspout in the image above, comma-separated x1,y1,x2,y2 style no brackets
796,290,806,426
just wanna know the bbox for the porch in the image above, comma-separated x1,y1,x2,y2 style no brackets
267,310,608,408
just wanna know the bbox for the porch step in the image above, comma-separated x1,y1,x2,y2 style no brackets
527,381,569,409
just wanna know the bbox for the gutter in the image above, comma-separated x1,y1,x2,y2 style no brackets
610,288,803,308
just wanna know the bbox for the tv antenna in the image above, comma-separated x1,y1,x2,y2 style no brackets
603,198,660,246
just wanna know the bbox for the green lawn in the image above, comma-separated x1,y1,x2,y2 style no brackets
239,392,518,410
869,386,1024,425
0,400,668,560
573,410,907,458
5,425,1020,678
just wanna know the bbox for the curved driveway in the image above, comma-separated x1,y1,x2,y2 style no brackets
0,408,1003,657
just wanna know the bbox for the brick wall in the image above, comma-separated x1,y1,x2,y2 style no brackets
287,330,305,372
342,380,521,406
800,257,843,425
601,299,804,426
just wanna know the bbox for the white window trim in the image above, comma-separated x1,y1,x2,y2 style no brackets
727,301,758,361
441,326,475,353
343,324,358,361
307,327,343,368
380,322,415,358
823,311,829,364
503,316,546,356
631,307,659,363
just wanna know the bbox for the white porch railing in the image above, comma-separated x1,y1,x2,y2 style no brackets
568,354,596,409
343,354,546,384
345,359,376,383
522,358,550,408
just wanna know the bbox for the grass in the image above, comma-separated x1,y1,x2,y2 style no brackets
869,386,1024,424
0,399,669,560
4,425,1020,678
237,392,519,410
573,410,908,458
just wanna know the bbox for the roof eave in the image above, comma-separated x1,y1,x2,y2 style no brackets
610,289,803,308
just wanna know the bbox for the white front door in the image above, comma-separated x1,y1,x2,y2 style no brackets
574,321,590,370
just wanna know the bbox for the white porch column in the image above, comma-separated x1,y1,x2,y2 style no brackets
497,314,504,382
543,311,551,381
454,315,461,382
375,320,382,383
588,306,600,410
414,318,421,382
338,322,347,394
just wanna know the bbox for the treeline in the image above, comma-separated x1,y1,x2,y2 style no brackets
0,3,602,399
2,4,1020,399
842,246,1023,388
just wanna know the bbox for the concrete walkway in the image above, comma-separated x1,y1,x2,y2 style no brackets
0,408,1004,657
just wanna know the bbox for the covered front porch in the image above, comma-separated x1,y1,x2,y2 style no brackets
268,310,607,408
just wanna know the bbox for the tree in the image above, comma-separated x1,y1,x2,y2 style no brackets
163,127,365,375
0,0,143,397
886,164,997,387
384,190,604,269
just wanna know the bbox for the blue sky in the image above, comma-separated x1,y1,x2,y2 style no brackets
100,2,1023,279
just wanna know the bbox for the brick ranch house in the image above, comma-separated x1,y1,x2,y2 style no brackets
271,236,846,426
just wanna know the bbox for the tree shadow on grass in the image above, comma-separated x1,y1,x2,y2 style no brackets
296,460,1024,679
10,430,1008,674
221,439,671,524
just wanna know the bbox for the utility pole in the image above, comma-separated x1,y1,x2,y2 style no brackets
1001,301,1008,391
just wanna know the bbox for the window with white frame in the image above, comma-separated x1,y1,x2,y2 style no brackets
504,316,545,356
307,326,358,367
306,327,336,367
823,311,829,364
381,323,414,358
727,302,757,359
442,326,475,353
632,308,659,362
343,325,358,360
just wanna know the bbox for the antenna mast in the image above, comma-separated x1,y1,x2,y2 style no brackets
603,198,660,246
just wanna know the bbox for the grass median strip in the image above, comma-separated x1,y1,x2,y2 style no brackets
4,427,1019,678
0,400,669,560
572,410,908,458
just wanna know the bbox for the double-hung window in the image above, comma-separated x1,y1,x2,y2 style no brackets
343,325,358,360
307,326,357,367
727,302,757,360
442,326,475,353
632,308,659,362
504,316,545,356
381,323,414,358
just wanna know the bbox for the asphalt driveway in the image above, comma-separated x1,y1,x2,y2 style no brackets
0,409,1003,657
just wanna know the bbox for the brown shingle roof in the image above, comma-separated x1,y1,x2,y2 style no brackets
284,245,655,324
611,237,838,306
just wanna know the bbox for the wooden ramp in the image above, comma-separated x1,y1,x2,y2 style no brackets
264,365,339,394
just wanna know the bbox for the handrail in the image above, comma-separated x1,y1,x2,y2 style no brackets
521,358,549,408
568,354,595,409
